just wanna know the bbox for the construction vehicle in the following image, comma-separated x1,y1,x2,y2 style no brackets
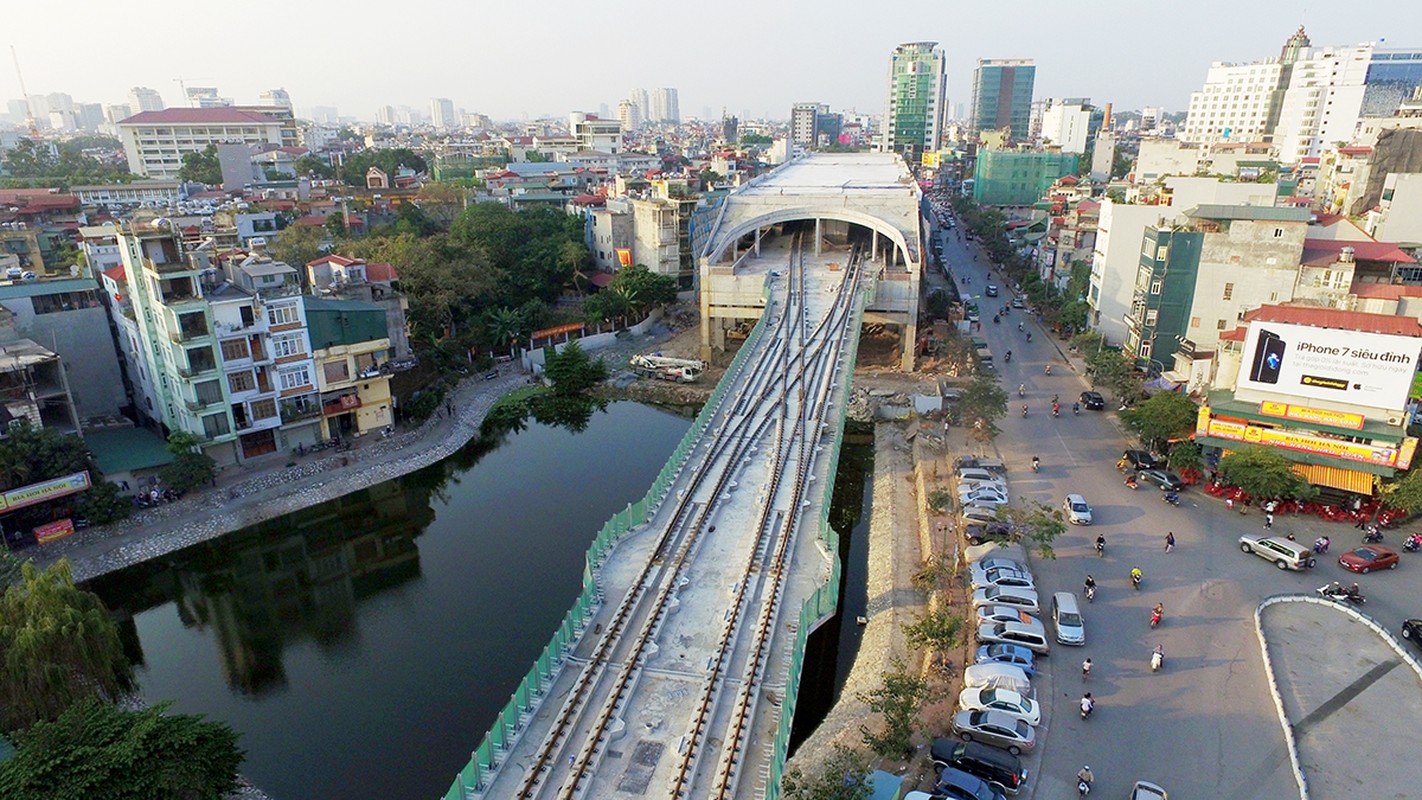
630,354,708,383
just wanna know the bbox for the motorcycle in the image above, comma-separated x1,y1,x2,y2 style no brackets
1032,458,1040,473
1080,697,1094,720
1124,475,1139,490
1073,403,1080,415
1163,492,1181,506
1095,539,1105,558
1131,571,1142,590
1085,583,1096,602
1018,385,1026,398
993,315,1000,324
1150,608,1162,628
1052,405,1060,418
1004,351,1012,363
1150,647,1164,672
1022,405,1029,418
1362,527,1384,544
1317,583,1366,605
1078,780,1091,798
1045,364,1052,375
1026,332,1033,342
1404,534,1421,553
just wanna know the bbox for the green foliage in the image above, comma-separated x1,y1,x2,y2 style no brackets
958,376,1009,441
1121,391,1198,452
0,698,243,800
1,138,133,184
0,549,24,591
926,487,953,512
294,155,335,179
739,132,773,145
0,560,133,733
859,657,932,759
74,478,131,525
339,148,428,183
1085,347,1141,401
924,287,952,320
0,421,129,527
159,431,215,493
1380,468,1422,515
1000,501,1067,558
325,213,347,238
1071,331,1105,354
543,342,607,397
177,144,222,185
271,224,326,274
904,606,964,652
782,745,873,800
1167,440,1204,474
1219,446,1314,501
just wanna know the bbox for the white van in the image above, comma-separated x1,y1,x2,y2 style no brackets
1051,591,1086,645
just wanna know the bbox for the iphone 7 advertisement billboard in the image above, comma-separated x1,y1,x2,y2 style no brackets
1237,320,1421,411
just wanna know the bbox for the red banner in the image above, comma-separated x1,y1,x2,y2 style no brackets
35,518,76,545
531,323,585,340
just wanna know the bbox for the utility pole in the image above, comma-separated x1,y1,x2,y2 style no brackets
9,45,38,138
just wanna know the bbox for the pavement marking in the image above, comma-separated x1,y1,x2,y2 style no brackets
1222,744,1295,800
1292,658,1401,737
1053,428,1080,467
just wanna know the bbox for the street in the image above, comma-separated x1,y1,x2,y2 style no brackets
931,212,1421,799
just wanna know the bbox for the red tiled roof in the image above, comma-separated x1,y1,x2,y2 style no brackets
119,108,278,125
589,272,614,288
1243,303,1422,337
101,265,126,283
295,215,327,226
366,262,398,282
1220,326,1248,342
1058,175,1079,185
1349,282,1422,300
1301,238,1415,267
571,194,604,206
1337,146,1372,156
1076,201,1100,212
307,254,358,267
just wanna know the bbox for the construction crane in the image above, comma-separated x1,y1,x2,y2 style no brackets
630,354,708,383
10,46,38,138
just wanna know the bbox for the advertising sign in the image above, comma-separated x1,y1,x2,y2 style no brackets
0,471,92,512
1203,417,1401,467
34,518,76,545
616,248,633,268
921,152,942,168
530,323,585,340
1258,401,1365,431
1237,320,1421,411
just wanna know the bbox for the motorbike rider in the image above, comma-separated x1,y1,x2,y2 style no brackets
1032,455,1040,472
1073,402,1080,415
1022,404,1029,417
1018,321,1024,332
1152,644,1165,668
1005,349,1012,362
1094,534,1106,555
1045,364,1052,375
1080,693,1094,717
1019,384,1026,397
1348,582,1363,599
1130,566,1143,587
1026,331,1033,342
1151,602,1163,625
1077,766,1094,786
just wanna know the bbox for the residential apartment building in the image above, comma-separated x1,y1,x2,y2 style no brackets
969,58,1036,140
71,180,185,208
617,99,642,131
1038,98,1094,153
128,86,164,113
650,88,680,124
109,221,320,462
1182,58,1288,146
303,297,394,440
431,97,457,130
0,336,80,436
883,42,947,164
117,108,287,178
305,255,411,359
791,103,823,148
570,113,622,154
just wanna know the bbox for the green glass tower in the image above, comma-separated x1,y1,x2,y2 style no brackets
970,58,1036,140
883,42,947,164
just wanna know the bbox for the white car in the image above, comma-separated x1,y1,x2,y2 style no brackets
975,605,1040,627
958,478,1008,495
971,566,1036,592
960,489,1009,508
956,468,1001,484
971,555,1027,574
1063,494,1093,525
957,687,1041,725
963,663,1032,695
1130,781,1168,800
960,506,1001,524
971,585,1040,613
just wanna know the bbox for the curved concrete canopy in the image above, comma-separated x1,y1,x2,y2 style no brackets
704,206,918,267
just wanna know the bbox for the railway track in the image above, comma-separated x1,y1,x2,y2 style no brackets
510,233,864,800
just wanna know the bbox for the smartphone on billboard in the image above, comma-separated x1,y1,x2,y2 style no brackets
1250,329,1286,384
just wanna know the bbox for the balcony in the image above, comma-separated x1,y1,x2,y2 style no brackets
322,394,361,416
279,396,320,422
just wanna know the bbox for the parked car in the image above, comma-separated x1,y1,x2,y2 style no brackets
954,456,1007,477
1079,391,1105,410
1130,780,1169,800
975,605,1039,627
961,489,1009,508
1137,469,1185,491
964,522,1016,546
1120,449,1162,470
971,555,1027,575
958,479,1009,497
976,619,1051,653
931,739,1028,796
958,687,1040,725
957,468,1003,484
1062,494,1093,525
1238,534,1317,570
962,506,1002,525
971,567,1036,592
1339,545,1400,573
1401,619,1422,652
971,586,1040,614
929,765,1008,800
951,709,1036,754
963,663,1032,695
974,643,1038,676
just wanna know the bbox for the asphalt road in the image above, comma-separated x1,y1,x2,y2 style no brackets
929,211,1422,799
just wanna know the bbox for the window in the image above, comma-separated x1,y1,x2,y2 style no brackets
195,380,223,405
228,371,256,393
1217,319,1229,330
1222,282,1234,300
267,304,299,326
1149,279,1163,295
202,413,231,438
1274,228,1284,238
220,338,250,361
279,366,311,391
323,360,351,384
1139,342,1152,358
271,333,305,358
1190,316,1201,329
250,399,278,420
1145,309,1159,325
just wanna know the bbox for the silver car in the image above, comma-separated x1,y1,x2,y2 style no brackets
951,709,1037,754
1238,534,1317,570
971,586,1040,614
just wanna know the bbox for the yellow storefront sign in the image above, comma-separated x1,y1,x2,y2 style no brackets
921,152,941,168
1258,401,1365,431
1205,418,1399,467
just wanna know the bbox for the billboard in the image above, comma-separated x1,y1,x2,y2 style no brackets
1202,416,1404,467
1237,320,1421,411
0,471,91,513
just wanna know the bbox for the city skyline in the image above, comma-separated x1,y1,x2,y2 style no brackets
3,0,1418,123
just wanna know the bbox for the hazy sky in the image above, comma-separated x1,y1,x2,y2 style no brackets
5,0,1419,122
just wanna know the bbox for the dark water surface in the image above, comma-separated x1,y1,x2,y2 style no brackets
87,402,691,800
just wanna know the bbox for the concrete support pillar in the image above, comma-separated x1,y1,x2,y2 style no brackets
700,288,713,361
713,319,727,351
815,218,822,256
871,230,879,260
754,226,762,256
899,314,917,372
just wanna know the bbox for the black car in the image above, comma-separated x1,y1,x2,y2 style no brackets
1137,468,1184,491
965,522,1016,546
1120,449,1162,470
932,738,1026,796
1080,391,1105,410
1403,619,1422,651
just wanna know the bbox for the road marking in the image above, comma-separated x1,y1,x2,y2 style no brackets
1293,658,1400,736
1053,429,1080,467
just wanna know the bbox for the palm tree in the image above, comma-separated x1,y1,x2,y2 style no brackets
485,306,524,354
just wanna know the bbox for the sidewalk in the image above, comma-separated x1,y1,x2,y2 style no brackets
38,369,530,583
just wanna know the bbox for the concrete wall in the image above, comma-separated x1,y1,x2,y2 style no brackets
1136,140,1201,183
0,302,126,420
1164,176,1279,209
1091,202,1170,345
1374,173,1422,245
1186,220,1306,353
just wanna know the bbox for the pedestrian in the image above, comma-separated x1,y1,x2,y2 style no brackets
1265,512,1274,529
1286,532,1296,541
1226,497,1234,512
1165,531,1175,553
446,400,454,417
1082,658,1092,680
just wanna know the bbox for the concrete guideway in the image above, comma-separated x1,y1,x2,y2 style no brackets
477,234,868,800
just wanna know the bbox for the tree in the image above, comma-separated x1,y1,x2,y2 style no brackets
1380,468,1422,516
325,213,348,238
904,606,964,653
158,431,216,493
293,155,335,179
484,306,527,353
1218,446,1313,501
0,549,23,591
1122,390,1198,453
178,144,222,185
542,342,607,397
0,560,133,733
782,745,873,800
0,698,243,800
607,264,677,315
999,501,1068,558
338,148,428,184
1085,347,1141,401
1167,440,1204,475
415,182,467,228
957,376,1008,442
858,657,931,759
271,224,326,274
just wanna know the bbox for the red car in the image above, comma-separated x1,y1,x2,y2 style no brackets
1338,545,1400,574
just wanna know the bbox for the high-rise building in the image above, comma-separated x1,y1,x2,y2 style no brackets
882,41,947,163
617,99,642,131
791,102,823,147
375,105,397,126
630,88,650,123
309,105,339,124
259,88,292,111
1182,57,1287,146
129,86,164,113
651,88,679,123
117,108,286,178
969,58,1036,140
76,103,105,131
186,87,232,108
722,114,739,144
1038,98,1094,153
430,98,457,130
